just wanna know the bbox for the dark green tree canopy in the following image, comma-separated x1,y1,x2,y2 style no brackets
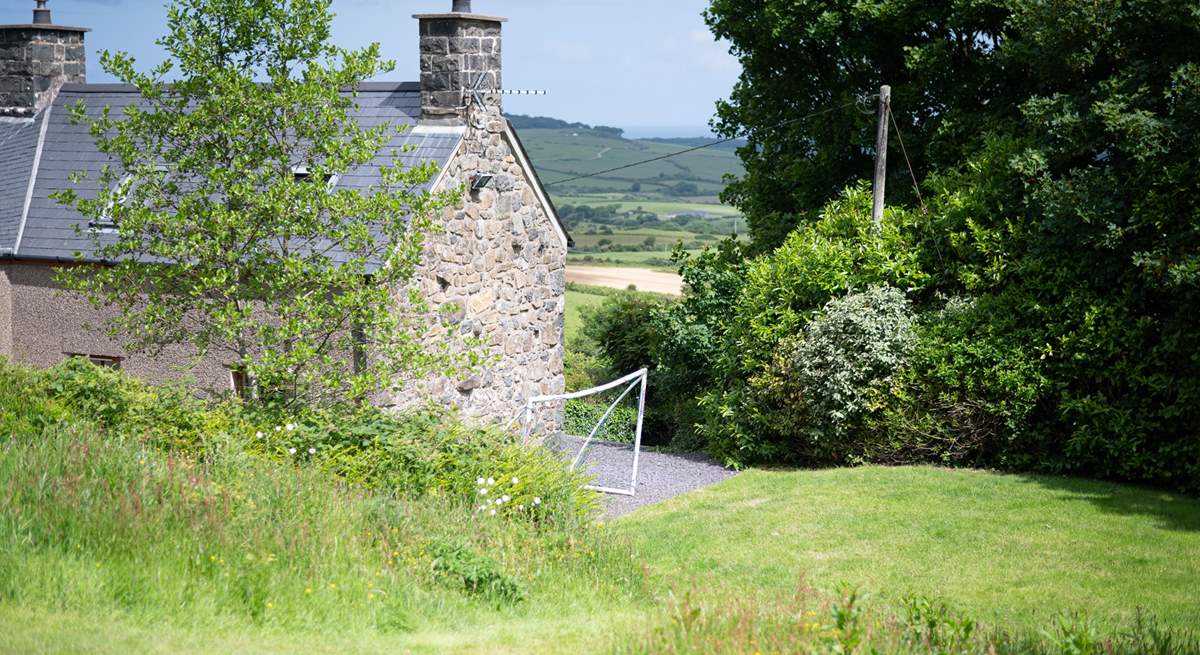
706,0,1200,256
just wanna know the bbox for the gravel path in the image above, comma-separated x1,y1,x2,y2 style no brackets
547,434,737,518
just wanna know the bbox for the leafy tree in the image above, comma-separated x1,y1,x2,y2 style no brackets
54,0,462,404
705,0,1199,253
692,0,1200,488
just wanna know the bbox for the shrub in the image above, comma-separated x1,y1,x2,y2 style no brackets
579,290,671,377
13,358,601,524
875,295,1050,468
564,399,640,444
576,289,676,445
688,186,929,465
564,341,609,392
745,286,918,465
722,183,928,376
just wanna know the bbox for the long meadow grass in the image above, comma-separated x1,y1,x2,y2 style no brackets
0,358,646,651
3,359,1199,653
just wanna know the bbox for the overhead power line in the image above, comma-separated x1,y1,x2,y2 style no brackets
542,97,872,188
887,106,928,215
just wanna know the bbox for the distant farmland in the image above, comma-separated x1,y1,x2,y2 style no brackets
517,127,744,199
514,117,746,275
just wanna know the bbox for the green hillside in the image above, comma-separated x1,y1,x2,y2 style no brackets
510,117,747,261
516,127,744,200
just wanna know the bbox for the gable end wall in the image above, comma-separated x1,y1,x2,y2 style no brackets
392,115,566,428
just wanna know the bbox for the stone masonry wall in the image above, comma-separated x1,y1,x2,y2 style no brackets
418,16,501,125
0,26,86,116
389,113,567,430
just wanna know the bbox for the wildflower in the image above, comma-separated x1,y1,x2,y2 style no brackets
512,476,519,484
255,431,264,438
307,447,316,455
368,592,376,600
478,487,488,495
477,477,486,485
305,587,312,594
501,494,510,502
533,497,542,505
494,497,504,505
266,601,274,609
288,447,297,455
286,423,296,431
487,477,495,485
275,425,282,432
489,509,496,516
329,583,336,589
517,504,524,511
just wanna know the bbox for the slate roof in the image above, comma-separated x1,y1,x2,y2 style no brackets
0,116,42,251
0,82,464,262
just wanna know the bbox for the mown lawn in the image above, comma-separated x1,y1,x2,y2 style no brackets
613,466,1200,632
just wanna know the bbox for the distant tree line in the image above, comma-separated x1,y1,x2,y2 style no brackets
504,113,623,138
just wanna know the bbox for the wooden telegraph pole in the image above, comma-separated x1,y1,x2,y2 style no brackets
871,85,891,232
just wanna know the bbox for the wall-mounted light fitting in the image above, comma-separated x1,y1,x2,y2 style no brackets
470,174,494,191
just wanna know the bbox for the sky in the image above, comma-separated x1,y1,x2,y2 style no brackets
2,0,742,137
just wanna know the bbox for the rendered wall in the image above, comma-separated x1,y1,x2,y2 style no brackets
0,262,232,392
0,266,12,357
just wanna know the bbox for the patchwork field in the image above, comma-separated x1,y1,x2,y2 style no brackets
518,128,743,197
565,266,683,296
516,124,746,274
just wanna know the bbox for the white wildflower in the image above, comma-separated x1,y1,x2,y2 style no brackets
494,498,503,505
288,447,296,455
501,494,511,503
489,509,496,516
517,505,524,511
478,488,488,495
487,477,495,485
533,497,542,505
511,476,519,484
286,423,296,432
476,477,486,486
308,447,316,455
275,426,282,432
255,431,263,439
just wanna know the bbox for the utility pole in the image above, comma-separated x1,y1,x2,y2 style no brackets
871,84,891,232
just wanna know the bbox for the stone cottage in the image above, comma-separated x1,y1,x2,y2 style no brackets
0,1,571,425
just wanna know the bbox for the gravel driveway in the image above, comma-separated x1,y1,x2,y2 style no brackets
547,435,737,518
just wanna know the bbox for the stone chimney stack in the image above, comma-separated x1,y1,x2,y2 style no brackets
0,1,88,117
414,1,505,126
